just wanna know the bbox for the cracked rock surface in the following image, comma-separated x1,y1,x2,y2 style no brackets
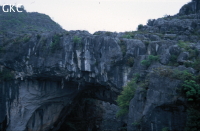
1,1,200,131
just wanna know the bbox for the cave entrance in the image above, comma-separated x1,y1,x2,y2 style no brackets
49,82,125,131
24,79,126,131
59,98,104,131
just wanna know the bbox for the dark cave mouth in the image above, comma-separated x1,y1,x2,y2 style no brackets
55,84,121,131
58,98,105,131
57,97,127,131
24,80,121,131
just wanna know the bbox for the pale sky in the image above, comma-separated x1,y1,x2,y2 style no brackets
1,0,191,33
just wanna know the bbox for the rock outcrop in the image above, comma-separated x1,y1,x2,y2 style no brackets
0,1,200,131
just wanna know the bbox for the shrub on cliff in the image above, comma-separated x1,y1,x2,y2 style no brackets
73,36,81,44
137,24,144,30
153,67,200,130
141,55,159,67
126,57,134,67
185,108,200,131
122,31,135,39
50,34,61,52
182,80,200,102
116,78,137,117
0,69,14,81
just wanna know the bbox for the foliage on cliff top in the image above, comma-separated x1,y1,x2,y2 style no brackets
0,6,63,34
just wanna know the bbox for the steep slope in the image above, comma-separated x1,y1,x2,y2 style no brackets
0,1,200,131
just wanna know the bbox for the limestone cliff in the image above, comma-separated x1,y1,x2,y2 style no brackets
0,1,200,131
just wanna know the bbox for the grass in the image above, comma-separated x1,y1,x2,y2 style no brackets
177,40,190,50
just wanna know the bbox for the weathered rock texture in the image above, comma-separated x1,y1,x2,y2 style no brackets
0,0,200,131
0,30,139,131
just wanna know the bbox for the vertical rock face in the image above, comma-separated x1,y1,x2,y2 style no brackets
179,0,200,15
0,31,141,130
127,73,186,131
1,1,200,130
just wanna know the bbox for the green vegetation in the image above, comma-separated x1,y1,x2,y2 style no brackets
152,67,200,130
182,80,200,102
50,34,61,52
12,35,31,44
152,68,199,100
153,67,195,80
93,32,101,35
122,32,135,39
122,34,132,39
177,41,190,50
191,59,200,71
105,31,112,36
64,31,70,35
184,108,200,131
168,54,179,66
162,127,169,131
13,37,22,44
177,41,198,59
168,41,199,69
118,127,127,131
73,36,81,44
166,40,199,68
0,46,5,53
170,54,178,63
132,119,141,127
36,34,41,40
141,59,151,67
148,55,159,61
116,77,138,117
119,39,127,57
23,35,31,43
0,68,14,81
126,57,134,67
40,37,47,45
141,55,159,67
188,48,198,59
144,41,150,46
137,24,144,30
183,54,200,71
66,122,77,130
0,5,63,33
